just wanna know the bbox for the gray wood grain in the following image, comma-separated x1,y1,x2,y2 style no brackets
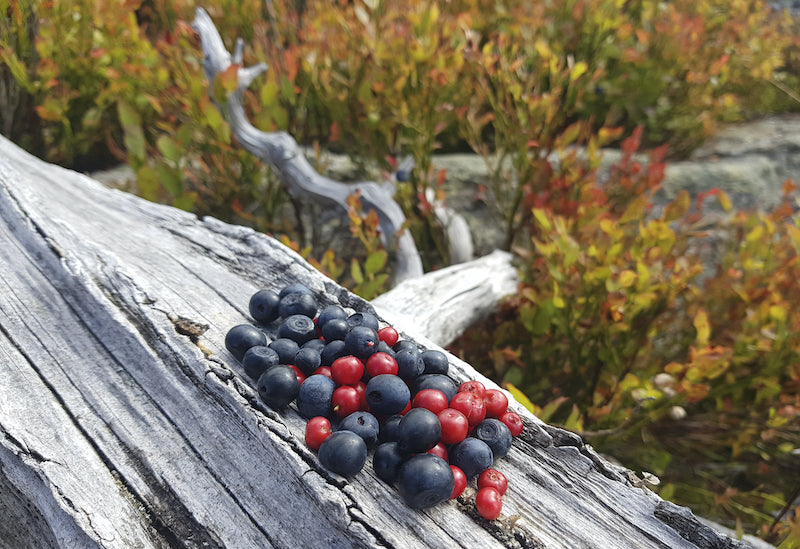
0,135,755,548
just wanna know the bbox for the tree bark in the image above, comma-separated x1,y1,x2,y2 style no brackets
0,134,758,548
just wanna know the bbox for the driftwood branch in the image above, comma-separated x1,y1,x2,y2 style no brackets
0,134,759,548
192,7,425,283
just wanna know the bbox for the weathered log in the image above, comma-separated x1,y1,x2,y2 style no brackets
0,134,759,548
372,249,517,347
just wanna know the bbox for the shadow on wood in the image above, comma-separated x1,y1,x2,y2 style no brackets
0,135,757,548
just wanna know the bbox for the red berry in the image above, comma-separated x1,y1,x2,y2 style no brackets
450,392,486,426
477,468,508,496
499,410,524,437
483,389,509,418
475,487,503,520
313,366,333,380
458,380,486,399
305,416,332,451
366,352,399,377
427,442,448,461
331,356,364,386
332,386,361,418
353,381,368,411
412,389,449,414
437,408,469,445
288,364,306,385
450,466,467,499
377,326,399,347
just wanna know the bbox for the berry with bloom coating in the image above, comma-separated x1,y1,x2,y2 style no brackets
396,454,454,509
475,486,503,520
225,324,267,361
365,374,410,416
249,289,280,324
318,430,367,477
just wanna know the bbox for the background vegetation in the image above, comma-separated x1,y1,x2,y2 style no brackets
1,0,799,544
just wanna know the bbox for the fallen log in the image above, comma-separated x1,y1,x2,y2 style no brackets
0,134,759,548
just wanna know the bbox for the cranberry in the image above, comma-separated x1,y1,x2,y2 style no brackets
427,442,448,461
353,381,368,411
437,408,469,445
477,468,508,496
499,410,524,437
366,352,399,377
288,364,306,385
450,465,467,499
412,389,449,414
458,380,486,399
332,386,362,418
305,416,332,451
450,391,486,426
377,326,399,347
483,389,509,418
475,486,503,520
313,366,333,380
331,355,364,386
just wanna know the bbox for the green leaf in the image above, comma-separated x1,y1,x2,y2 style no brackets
117,101,145,162
156,162,182,196
135,166,160,201
351,259,364,285
156,135,181,164
364,250,387,276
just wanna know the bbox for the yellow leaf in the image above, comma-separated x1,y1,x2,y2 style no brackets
570,61,588,82
693,309,710,346
533,208,552,231
503,382,540,416
746,225,764,243
717,190,732,212
619,269,637,288
769,305,787,323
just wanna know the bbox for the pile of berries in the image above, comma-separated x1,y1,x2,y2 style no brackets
224,283,525,519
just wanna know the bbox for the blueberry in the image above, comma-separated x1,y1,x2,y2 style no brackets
395,169,410,182
279,283,313,298
296,374,336,418
393,340,419,353
397,408,441,455
301,338,326,352
339,411,380,448
395,349,424,380
365,374,410,416
318,430,368,477
450,437,494,479
249,289,280,324
268,338,300,364
256,365,300,409
225,324,267,361
412,374,458,402
321,340,348,367
317,304,348,328
346,312,380,331
421,350,449,375
345,325,379,361
396,454,454,509
242,345,280,379
373,442,406,485
277,314,317,344
278,292,318,319
379,414,404,443
375,341,396,357
473,419,513,459
294,346,322,377
321,318,348,342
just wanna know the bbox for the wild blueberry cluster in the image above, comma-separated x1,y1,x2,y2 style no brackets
225,283,525,518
